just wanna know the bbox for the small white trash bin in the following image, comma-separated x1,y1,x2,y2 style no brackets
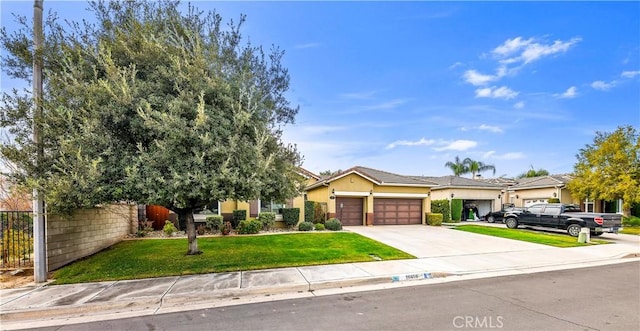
578,227,590,243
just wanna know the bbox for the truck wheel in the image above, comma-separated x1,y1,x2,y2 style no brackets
505,218,518,229
566,224,581,237
488,216,495,223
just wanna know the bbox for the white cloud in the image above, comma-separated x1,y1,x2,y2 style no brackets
386,138,436,150
475,86,519,99
494,36,582,65
449,62,464,69
621,70,640,78
463,70,498,86
559,86,578,98
433,140,477,151
294,42,321,49
519,38,581,64
492,37,534,57
483,151,526,160
514,101,525,109
591,80,616,91
478,124,503,133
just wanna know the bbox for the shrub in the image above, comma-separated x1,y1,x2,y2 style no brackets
314,223,325,231
282,208,300,228
205,215,224,232
163,220,177,236
450,199,462,222
258,212,276,231
426,213,443,226
298,221,314,231
304,200,315,223
623,216,640,227
236,219,262,234
547,198,560,203
431,199,452,222
314,202,326,224
232,210,246,229
325,218,342,231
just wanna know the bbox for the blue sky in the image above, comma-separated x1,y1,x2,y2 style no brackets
2,1,639,178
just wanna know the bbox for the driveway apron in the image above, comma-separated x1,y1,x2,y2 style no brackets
344,225,552,258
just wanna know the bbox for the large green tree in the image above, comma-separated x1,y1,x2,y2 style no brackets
567,125,639,216
1,1,303,254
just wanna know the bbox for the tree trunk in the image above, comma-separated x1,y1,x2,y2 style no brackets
180,209,202,255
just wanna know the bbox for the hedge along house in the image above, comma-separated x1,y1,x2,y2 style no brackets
414,176,504,221
305,166,436,226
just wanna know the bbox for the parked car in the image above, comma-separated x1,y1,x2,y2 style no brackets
483,203,523,223
503,203,623,237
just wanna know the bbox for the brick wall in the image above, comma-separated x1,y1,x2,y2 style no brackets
47,204,136,271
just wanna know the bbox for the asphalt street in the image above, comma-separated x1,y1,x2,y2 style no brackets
31,261,640,331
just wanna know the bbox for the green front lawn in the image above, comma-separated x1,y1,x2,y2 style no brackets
453,225,610,247
620,227,640,235
52,232,414,284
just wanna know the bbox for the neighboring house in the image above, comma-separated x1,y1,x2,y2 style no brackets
505,174,574,208
191,167,321,224
505,174,624,214
305,166,436,226
413,175,504,218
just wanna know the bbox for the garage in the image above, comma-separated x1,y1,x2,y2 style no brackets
336,197,364,226
373,198,422,225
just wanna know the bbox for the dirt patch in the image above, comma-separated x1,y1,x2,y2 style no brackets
0,269,36,289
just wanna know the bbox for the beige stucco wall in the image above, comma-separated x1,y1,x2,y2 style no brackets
430,188,503,211
306,174,432,224
47,204,136,271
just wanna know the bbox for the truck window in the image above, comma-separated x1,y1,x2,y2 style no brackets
527,205,545,214
542,205,561,215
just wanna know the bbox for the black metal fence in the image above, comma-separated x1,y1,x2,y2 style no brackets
0,211,34,269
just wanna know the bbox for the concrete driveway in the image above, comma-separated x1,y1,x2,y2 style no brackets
344,225,552,258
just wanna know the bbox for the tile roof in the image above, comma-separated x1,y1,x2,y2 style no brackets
509,174,573,189
411,175,503,189
305,166,436,190
298,167,320,180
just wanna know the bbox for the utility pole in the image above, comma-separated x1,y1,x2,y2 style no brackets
33,0,47,283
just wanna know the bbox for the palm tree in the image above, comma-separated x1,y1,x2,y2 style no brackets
517,166,550,178
444,156,468,176
463,158,496,179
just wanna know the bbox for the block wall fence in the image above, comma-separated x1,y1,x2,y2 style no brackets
46,204,137,271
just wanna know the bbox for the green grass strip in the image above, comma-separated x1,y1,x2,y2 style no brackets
620,227,640,235
453,225,610,247
52,232,414,284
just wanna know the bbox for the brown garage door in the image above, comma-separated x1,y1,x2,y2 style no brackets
373,199,422,225
336,197,363,226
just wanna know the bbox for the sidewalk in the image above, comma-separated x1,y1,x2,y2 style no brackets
1,228,639,330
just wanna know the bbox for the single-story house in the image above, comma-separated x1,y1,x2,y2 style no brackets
413,175,504,218
304,166,436,226
505,174,624,214
146,168,322,227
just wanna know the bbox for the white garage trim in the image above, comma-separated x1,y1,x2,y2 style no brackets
334,191,370,197
373,193,429,198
